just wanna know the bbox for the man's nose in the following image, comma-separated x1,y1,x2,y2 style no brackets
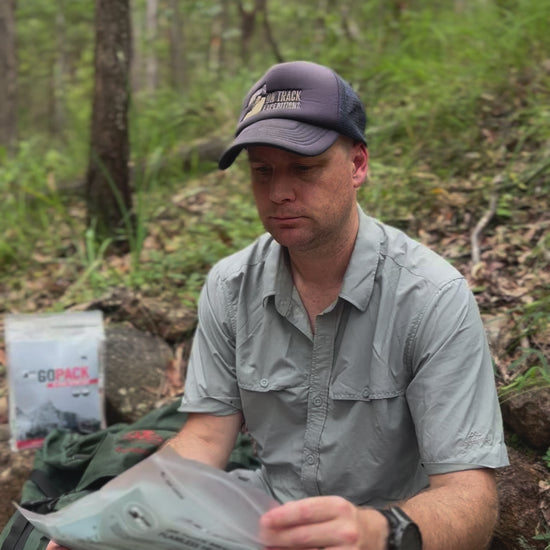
269,173,295,203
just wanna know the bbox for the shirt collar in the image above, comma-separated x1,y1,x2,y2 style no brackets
262,241,293,314
339,206,382,311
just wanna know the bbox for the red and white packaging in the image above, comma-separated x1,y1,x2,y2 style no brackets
5,310,106,451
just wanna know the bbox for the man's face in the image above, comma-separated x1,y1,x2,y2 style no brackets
247,139,368,254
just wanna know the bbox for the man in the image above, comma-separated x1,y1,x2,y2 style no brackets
49,61,508,550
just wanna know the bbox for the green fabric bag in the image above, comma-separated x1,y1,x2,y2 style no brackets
0,399,259,550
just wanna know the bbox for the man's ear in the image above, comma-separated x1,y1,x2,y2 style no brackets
351,143,369,188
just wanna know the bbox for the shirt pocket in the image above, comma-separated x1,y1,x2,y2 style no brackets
236,324,310,392
324,362,417,503
326,360,413,477
237,359,308,412
329,359,407,401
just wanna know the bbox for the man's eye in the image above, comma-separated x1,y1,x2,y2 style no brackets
253,165,271,175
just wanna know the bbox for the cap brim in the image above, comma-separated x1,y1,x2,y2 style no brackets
218,119,339,170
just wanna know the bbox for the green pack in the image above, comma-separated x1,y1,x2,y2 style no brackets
0,399,259,550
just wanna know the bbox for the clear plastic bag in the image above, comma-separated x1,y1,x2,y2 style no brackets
17,446,279,550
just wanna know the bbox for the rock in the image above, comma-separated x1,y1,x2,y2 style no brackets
71,287,197,343
491,447,550,549
104,324,175,424
501,387,550,449
177,135,229,170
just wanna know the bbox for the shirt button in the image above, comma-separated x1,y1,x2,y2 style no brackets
362,389,370,398
260,378,269,388
313,396,322,407
306,454,316,465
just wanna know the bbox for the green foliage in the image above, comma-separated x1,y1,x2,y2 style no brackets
531,531,550,550
64,225,113,299
359,0,550,169
0,139,75,266
4,0,550,317
498,349,550,403
498,290,550,403
520,292,550,341
16,0,94,141
129,189,263,307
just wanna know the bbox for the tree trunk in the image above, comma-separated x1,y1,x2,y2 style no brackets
237,0,258,64
131,4,143,93
169,0,187,91
85,0,133,250
339,3,361,41
145,0,158,92
0,0,18,155
237,0,282,65
208,0,229,75
50,6,67,136
259,0,284,63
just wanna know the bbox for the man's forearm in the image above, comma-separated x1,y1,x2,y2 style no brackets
400,468,498,550
166,411,243,469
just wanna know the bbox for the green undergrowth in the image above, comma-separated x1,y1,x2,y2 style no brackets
1,0,549,313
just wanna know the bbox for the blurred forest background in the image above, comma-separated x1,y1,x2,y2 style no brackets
0,0,550,545
1,0,550,512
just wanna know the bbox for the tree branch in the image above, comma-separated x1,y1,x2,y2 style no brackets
470,181,499,270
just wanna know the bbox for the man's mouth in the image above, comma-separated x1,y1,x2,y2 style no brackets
270,213,302,220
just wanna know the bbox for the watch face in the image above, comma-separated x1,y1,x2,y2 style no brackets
401,523,422,549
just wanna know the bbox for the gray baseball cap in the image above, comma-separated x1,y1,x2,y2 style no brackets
218,61,367,170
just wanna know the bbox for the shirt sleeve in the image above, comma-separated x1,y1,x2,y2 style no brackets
179,267,242,416
405,278,509,475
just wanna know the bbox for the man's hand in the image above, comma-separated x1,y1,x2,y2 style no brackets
259,496,389,550
259,469,498,550
46,542,69,550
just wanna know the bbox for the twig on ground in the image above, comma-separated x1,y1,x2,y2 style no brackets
495,358,511,384
471,180,500,271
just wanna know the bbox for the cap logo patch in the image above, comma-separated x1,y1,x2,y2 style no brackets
243,85,302,122
242,85,267,121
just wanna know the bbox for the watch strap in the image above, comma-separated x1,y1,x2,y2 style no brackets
377,506,422,550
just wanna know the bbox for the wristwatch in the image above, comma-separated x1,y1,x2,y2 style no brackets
377,507,422,550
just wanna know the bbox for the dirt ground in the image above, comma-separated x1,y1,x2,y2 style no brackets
0,375,37,530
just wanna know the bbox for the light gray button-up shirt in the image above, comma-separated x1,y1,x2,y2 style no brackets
180,206,509,506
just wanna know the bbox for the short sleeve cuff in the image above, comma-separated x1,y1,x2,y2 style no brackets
423,455,509,475
178,394,242,416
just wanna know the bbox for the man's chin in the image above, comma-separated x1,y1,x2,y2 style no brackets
270,233,314,252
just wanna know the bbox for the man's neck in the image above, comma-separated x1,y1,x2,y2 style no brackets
288,211,359,288
287,217,359,330
289,242,352,289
